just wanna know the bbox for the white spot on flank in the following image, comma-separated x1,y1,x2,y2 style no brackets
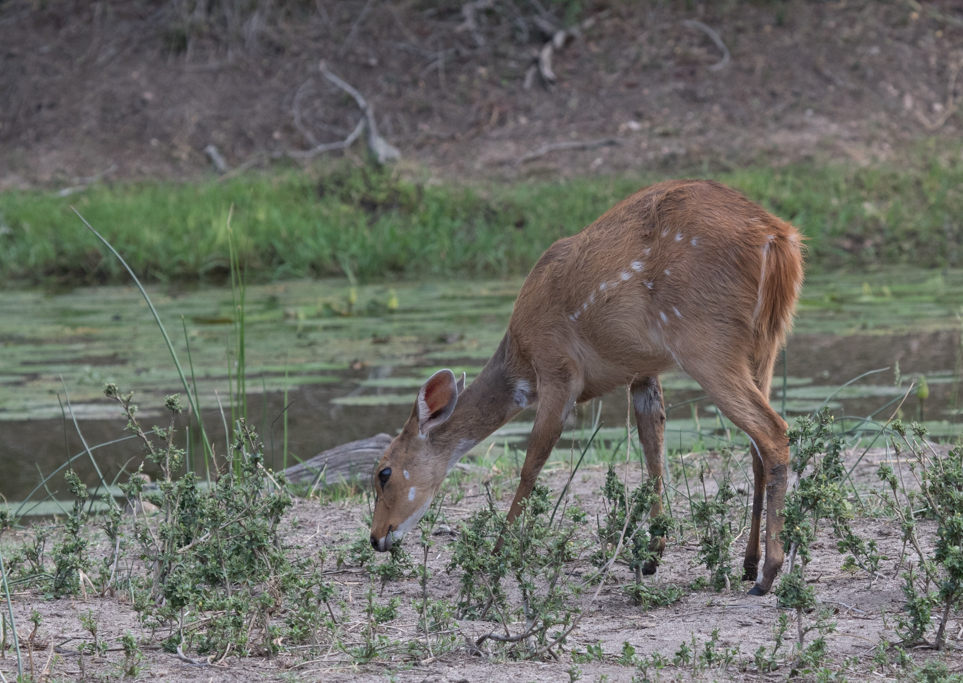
573,311,580,319
675,232,682,241
403,470,410,479
621,271,631,281
661,229,668,237
408,487,416,501
514,380,531,409
631,261,643,271
644,281,653,290
582,302,588,311
691,237,698,246
643,247,651,255
589,293,595,304
599,282,607,291
674,307,682,318
660,311,668,322
664,269,671,276
569,315,575,321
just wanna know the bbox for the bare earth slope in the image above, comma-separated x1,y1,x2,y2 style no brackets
1,0,962,189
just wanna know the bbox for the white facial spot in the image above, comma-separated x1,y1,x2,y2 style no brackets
631,261,643,271
675,232,682,241
660,311,668,322
664,269,671,276
408,486,417,501
674,307,682,318
691,237,698,246
599,282,607,291
403,470,410,479
621,271,631,281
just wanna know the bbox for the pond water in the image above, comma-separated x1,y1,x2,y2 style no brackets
1,269,962,507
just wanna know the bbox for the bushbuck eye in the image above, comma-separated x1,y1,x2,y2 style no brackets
378,468,391,488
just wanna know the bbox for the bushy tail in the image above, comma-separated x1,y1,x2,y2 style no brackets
752,229,804,400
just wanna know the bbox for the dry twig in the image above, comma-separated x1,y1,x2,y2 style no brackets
517,137,621,163
683,19,730,72
914,57,962,131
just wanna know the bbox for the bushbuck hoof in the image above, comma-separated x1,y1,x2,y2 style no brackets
642,535,666,575
742,561,759,583
747,584,767,596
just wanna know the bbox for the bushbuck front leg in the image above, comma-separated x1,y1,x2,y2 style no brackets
505,385,572,523
630,376,667,575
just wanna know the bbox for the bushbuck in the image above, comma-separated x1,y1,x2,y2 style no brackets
369,179,803,595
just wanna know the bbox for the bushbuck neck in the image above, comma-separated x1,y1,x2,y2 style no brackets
369,336,532,551
369,179,804,596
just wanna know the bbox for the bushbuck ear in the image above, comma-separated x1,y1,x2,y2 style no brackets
417,369,459,436
456,372,466,394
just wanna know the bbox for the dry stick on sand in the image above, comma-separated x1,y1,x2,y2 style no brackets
517,137,621,164
289,66,400,164
683,19,730,72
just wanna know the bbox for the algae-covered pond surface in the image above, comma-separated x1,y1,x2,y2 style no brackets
1,268,962,503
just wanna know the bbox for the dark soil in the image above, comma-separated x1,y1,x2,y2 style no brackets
2,0,963,189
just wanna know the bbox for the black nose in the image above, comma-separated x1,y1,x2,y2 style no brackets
370,535,379,550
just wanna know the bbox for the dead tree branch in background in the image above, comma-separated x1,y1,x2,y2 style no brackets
288,65,400,164
683,20,730,72
517,137,621,163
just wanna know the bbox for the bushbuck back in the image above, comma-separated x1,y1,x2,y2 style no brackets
369,179,803,595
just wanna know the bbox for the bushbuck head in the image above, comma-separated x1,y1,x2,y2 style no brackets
370,369,465,551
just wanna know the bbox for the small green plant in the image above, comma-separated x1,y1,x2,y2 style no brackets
120,631,144,678
876,421,963,649
448,484,588,659
691,460,738,590
50,470,92,598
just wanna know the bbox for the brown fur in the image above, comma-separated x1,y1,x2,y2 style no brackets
370,179,804,595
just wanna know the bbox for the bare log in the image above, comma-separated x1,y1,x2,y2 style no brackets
281,434,392,488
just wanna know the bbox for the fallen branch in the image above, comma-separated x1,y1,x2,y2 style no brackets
290,65,401,165
914,57,961,131
204,145,229,174
56,164,117,197
904,0,963,29
683,19,730,72
456,0,495,46
175,645,211,667
517,137,621,164
529,15,597,88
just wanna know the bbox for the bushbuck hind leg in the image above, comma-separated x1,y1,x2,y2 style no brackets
684,362,789,596
743,446,765,582
745,343,782,582
630,376,667,575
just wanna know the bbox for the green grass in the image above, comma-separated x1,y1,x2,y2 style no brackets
1,147,962,286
